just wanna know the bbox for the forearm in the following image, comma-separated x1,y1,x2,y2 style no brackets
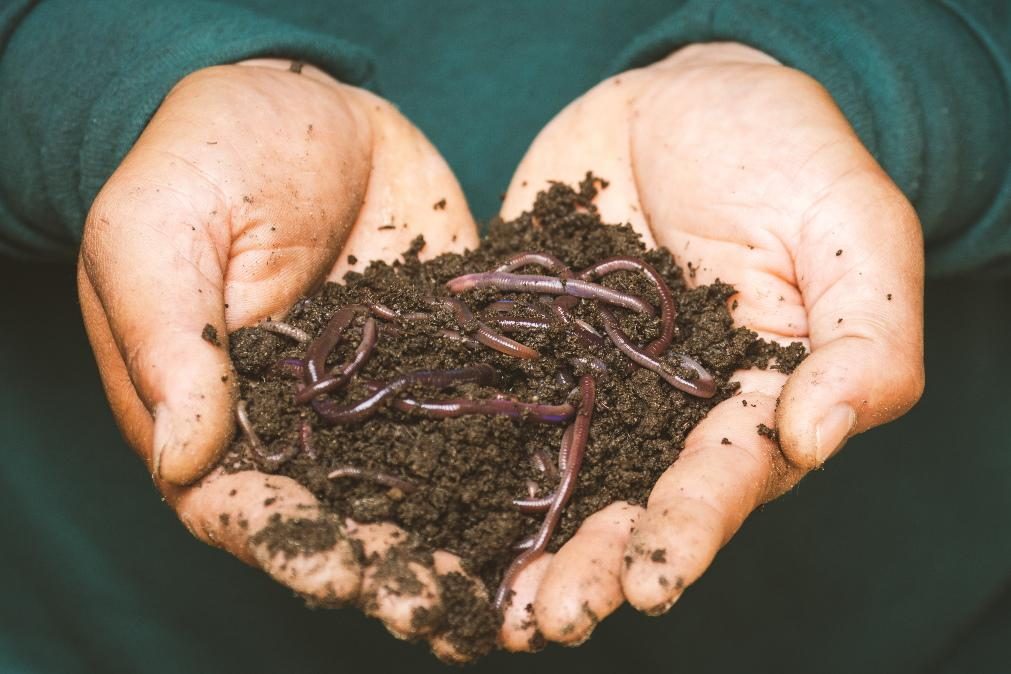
0,0,375,259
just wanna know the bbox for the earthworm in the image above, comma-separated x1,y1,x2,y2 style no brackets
530,448,558,481
495,252,571,275
235,400,299,470
570,355,609,375
513,536,535,552
312,364,497,425
327,466,417,493
598,306,715,398
548,298,607,349
273,358,306,379
446,272,655,316
482,299,520,314
368,303,429,322
258,320,311,343
511,494,555,513
579,256,676,357
489,318,554,333
428,297,539,360
388,395,575,424
495,375,596,610
304,304,367,383
295,317,378,403
439,329,481,348
300,421,318,460
513,427,572,512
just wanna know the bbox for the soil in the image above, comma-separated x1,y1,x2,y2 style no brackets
223,175,805,658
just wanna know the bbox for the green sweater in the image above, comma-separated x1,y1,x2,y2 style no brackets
1,3,1009,673
1,0,1009,274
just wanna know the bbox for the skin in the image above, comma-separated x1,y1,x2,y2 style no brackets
79,43,924,660
76,58,484,653
497,43,925,647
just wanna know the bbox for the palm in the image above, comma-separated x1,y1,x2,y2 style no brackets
498,43,924,647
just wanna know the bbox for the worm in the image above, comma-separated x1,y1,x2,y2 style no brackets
327,466,417,493
495,376,596,610
258,320,311,343
235,400,299,470
579,256,677,357
446,272,655,316
312,364,497,425
295,317,378,403
598,306,715,398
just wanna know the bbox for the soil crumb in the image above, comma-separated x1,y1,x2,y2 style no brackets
201,323,220,347
224,175,804,658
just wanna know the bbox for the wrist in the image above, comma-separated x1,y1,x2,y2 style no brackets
235,58,341,87
656,42,781,70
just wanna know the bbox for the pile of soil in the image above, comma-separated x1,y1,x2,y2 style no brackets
222,176,804,658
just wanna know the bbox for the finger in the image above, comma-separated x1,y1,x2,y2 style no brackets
346,520,443,639
501,72,655,242
174,470,361,604
81,177,237,486
534,502,643,645
428,552,497,664
498,553,554,652
622,372,803,614
779,173,925,467
327,87,480,280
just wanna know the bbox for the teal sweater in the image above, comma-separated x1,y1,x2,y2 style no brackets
0,0,1009,274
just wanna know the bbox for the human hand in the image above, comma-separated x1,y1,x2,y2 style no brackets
498,43,925,648
77,59,486,659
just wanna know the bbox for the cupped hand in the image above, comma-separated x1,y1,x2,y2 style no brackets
498,43,925,648
77,59,485,659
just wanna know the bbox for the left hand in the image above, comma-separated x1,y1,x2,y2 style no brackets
497,42,925,649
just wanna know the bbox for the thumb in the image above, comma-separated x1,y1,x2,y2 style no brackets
80,172,239,485
777,172,925,469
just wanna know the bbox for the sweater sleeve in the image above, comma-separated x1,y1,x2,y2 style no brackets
611,0,1011,276
0,0,376,260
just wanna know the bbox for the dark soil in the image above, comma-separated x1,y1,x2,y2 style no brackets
223,176,804,658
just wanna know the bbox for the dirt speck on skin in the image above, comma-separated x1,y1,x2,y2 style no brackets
433,198,447,210
434,572,499,661
225,176,806,658
757,423,779,441
201,324,220,347
249,513,341,558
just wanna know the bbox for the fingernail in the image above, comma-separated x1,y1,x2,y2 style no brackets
815,403,856,464
151,403,173,479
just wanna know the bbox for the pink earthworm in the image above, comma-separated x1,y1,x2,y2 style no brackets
295,317,378,403
312,364,497,425
428,297,539,360
598,306,715,398
258,320,311,343
446,272,655,316
495,375,596,610
235,400,299,470
327,466,417,493
579,256,676,358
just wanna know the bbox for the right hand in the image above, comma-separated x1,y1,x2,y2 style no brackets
77,59,485,660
